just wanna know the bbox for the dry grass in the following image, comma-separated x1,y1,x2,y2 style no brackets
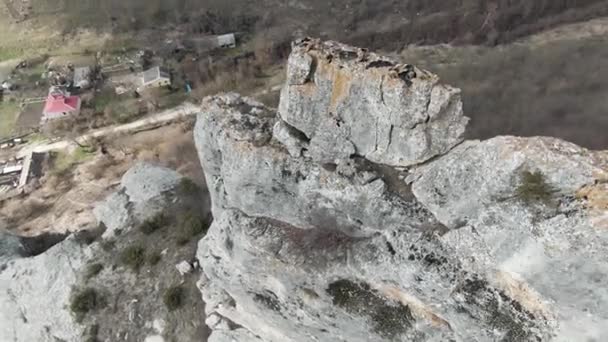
401,35,608,149
2,122,204,235
2,197,50,225
0,100,20,138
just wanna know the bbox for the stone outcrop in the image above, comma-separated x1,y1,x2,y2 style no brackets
1,39,607,342
0,163,196,342
278,38,468,167
0,236,91,341
94,162,184,238
195,40,608,342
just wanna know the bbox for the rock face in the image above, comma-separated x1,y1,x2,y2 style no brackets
195,40,608,342
94,162,184,238
0,163,194,342
0,236,91,341
278,38,468,167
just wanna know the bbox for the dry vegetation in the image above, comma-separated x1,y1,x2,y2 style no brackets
32,0,608,49
2,1,606,237
0,123,205,235
400,33,608,149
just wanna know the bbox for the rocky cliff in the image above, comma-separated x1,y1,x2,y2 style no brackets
1,38,607,342
195,39,608,342
1,163,211,342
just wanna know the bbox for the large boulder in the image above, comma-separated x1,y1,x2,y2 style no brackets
278,38,468,167
0,236,91,341
94,162,184,238
195,40,608,342
409,137,608,341
195,93,438,234
0,163,196,342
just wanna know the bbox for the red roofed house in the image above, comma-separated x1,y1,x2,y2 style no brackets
41,87,81,123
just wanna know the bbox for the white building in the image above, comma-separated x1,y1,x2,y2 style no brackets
140,66,171,90
216,33,236,48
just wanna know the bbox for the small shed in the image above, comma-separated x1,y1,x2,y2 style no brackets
141,66,171,89
216,34,236,48
72,67,92,90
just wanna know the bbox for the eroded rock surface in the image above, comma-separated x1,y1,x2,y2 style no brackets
94,162,184,238
195,40,608,342
1,163,207,342
0,236,91,341
278,38,469,167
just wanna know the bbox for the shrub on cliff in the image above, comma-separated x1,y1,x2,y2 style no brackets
516,170,554,203
163,285,184,311
120,245,146,271
139,212,168,235
70,288,102,322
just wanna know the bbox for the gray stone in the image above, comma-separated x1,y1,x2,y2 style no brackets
176,260,193,275
194,93,437,234
195,46,608,341
410,136,606,228
208,328,265,342
121,162,183,204
285,50,313,85
94,162,184,238
0,230,24,268
278,39,468,167
0,163,207,342
0,236,91,342
272,120,309,158
93,190,131,239
410,136,608,341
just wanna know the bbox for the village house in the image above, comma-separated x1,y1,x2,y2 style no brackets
41,87,81,123
72,66,92,90
216,33,236,48
140,66,171,90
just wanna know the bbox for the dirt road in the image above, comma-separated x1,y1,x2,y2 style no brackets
17,102,199,158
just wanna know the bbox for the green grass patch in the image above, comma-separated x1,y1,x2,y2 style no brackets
26,132,46,142
83,324,99,342
100,239,115,252
0,101,20,138
0,47,23,62
51,147,94,174
326,279,413,339
516,170,555,204
120,245,146,271
163,285,184,311
91,89,115,114
102,37,138,56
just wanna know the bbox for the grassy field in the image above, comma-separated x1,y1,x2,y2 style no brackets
0,101,20,138
51,147,95,175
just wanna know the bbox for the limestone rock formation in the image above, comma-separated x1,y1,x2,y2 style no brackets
278,38,468,167
94,162,184,238
0,163,201,342
195,40,608,342
1,39,607,342
0,236,92,341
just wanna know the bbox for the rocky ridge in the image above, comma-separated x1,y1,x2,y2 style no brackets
195,39,608,342
0,38,607,342
1,163,210,342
